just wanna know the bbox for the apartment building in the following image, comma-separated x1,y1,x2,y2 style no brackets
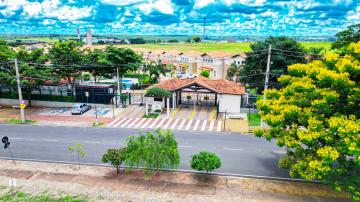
135,49,246,80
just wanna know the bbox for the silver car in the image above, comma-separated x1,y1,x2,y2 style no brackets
71,104,91,115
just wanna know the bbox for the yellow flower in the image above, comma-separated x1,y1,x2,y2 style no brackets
324,52,339,62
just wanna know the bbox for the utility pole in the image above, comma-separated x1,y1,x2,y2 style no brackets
264,44,272,97
14,59,25,123
116,67,120,108
261,44,271,127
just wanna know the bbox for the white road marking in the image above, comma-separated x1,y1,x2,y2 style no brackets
201,120,207,131
43,139,59,142
209,120,215,131
178,119,186,130
141,118,153,128
107,118,120,127
10,137,24,140
185,120,193,130
193,120,200,130
179,145,193,148
84,140,102,144
155,119,166,129
217,121,222,132
148,119,159,128
113,118,126,127
162,119,173,129
171,119,179,129
224,147,244,151
120,118,133,128
127,118,140,128
134,118,146,128
273,150,286,154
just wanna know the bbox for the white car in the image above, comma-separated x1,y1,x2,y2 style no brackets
177,72,197,79
71,104,91,115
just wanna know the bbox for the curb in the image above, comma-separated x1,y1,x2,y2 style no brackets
0,157,321,184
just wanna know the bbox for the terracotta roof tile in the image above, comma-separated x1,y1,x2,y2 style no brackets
156,77,245,95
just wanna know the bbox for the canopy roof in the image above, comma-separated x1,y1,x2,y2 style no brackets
156,77,245,95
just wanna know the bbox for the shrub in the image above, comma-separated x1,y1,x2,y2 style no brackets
102,148,128,174
125,129,180,172
200,70,210,78
191,151,221,173
145,87,172,98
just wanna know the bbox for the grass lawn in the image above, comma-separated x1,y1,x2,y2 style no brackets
5,118,36,124
113,41,332,53
0,191,86,202
248,113,261,126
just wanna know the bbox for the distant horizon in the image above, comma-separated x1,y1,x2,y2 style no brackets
0,1,359,36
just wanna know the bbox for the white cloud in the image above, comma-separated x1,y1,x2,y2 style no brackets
194,0,215,9
23,2,41,17
347,6,360,20
139,0,174,15
261,11,278,18
101,0,144,6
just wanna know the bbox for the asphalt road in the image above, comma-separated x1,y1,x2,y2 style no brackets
0,124,289,178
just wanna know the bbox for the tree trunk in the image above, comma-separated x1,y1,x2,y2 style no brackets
27,87,32,107
116,166,119,174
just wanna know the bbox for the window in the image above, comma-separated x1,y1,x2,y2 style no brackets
154,98,163,102
214,71,217,77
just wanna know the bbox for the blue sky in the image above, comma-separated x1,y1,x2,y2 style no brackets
0,0,359,36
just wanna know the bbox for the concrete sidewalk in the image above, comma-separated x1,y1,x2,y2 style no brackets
0,160,350,202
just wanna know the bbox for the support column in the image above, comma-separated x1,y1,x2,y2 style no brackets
145,97,148,115
167,98,170,118
172,93,176,109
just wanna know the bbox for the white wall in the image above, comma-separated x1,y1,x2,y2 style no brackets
218,94,242,114
0,99,111,108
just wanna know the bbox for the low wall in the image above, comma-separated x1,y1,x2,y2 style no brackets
0,99,111,108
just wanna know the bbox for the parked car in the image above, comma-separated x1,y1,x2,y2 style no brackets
71,103,91,115
177,72,197,79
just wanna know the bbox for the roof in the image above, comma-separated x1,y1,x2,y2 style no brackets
179,51,203,57
156,77,245,95
201,51,234,58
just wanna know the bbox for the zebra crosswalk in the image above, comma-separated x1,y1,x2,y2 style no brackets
106,118,223,132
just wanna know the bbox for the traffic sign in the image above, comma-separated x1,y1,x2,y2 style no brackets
2,136,8,144
20,103,26,109
85,91,89,97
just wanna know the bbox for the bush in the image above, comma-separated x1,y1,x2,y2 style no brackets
125,129,180,172
191,151,221,173
145,87,172,98
200,70,210,78
102,148,127,174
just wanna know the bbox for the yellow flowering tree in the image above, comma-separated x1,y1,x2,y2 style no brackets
255,41,360,200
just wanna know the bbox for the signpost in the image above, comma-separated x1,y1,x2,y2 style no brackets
85,91,89,104
2,136,16,165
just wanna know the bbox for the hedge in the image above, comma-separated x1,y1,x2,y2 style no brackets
145,87,172,98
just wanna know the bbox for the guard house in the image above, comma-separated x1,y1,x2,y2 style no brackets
145,77,245,117
75,83,115,104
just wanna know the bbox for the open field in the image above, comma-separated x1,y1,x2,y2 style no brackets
111,41,332,53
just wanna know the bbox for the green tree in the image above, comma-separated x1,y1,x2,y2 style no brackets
48,41,83,85
83,48,110,82
102,148,127,174
143,61,168,83
191,151,221,173
241,37,306,92
69,143,87,169
200,70,210,78
0,40,15,63
125,129,180,172
254,41,360,200
145,87,172,98
332,23,360,50
227,63,242,82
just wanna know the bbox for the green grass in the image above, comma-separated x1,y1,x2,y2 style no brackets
0,191,86,202
248,113,261,126
143,113,159,118
92,122,105,127
113,41,332,53
5,119,36,124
